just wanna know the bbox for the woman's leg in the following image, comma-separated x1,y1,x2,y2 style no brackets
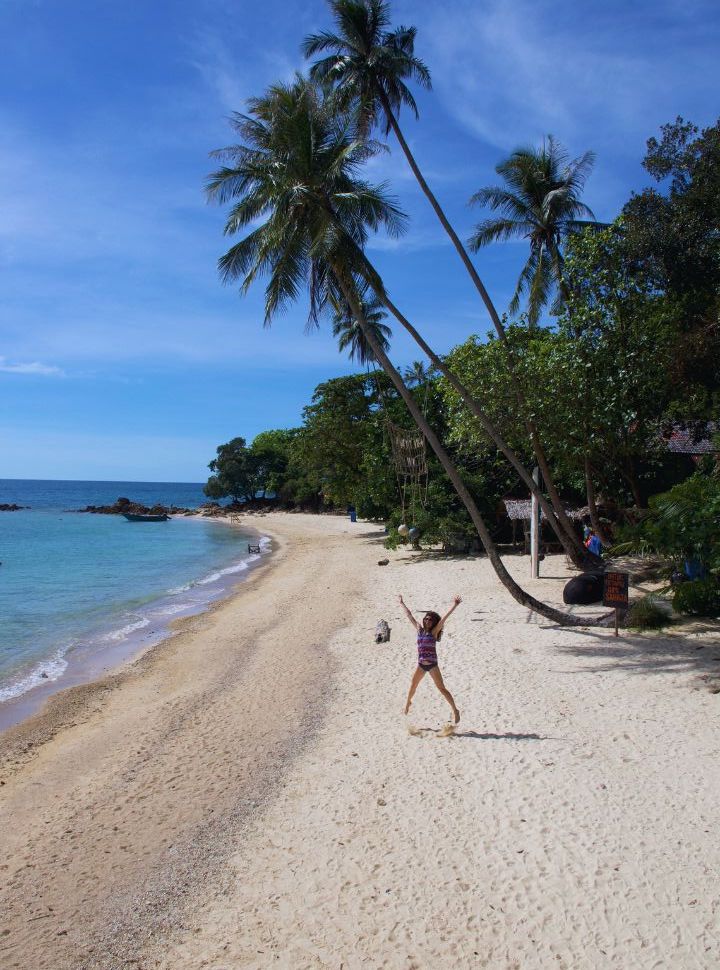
404,666,426,714
428,667,460,723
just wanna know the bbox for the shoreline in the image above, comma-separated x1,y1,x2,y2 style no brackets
0,517,276,762
0,516,268,732
2,514,719,970
0,512,369,970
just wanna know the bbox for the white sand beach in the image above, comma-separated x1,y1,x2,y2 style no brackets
1,513,719,970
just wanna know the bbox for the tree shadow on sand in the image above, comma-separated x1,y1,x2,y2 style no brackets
352,529,389,545
551,619,720,686
453,730,549,741
408,726,550,741
399,550,483,563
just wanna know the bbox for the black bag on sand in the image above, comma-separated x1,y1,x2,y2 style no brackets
563,572,605,605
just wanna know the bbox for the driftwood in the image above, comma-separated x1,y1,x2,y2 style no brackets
374,620,391,643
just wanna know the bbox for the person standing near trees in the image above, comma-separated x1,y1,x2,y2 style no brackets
399,594,462,723
585,530,603,556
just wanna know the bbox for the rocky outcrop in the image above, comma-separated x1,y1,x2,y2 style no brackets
77,497,195,516
76,496,291,517
0,503,27,511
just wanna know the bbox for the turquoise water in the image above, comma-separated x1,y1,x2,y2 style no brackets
0,480,265,705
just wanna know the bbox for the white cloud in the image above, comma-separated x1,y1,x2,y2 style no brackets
418,0,719,155
0,356,64,376
368,225,450,253
187,25,302,117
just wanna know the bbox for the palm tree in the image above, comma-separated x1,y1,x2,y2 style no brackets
303,0,587,561
207,77,606,625
469,136,600,326
404,360,433,387
332,289,391,364
302,0,500,323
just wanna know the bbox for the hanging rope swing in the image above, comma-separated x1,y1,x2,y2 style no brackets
386,419,428,543
368,360,432,544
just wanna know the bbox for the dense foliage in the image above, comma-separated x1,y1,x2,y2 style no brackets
206,115,720,553
616,470,720,616
204,0,719,575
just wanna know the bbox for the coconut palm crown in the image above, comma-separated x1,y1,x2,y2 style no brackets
302,0,431,137
206,76,406,326
469,135,599,326
332,289,392,364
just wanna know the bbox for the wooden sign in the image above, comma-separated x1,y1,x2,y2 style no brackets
603,571,629,608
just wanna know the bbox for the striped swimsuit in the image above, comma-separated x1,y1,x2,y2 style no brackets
417,629,438,669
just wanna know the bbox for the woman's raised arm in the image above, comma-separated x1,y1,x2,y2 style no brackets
398,594,420,630
434,595,462,635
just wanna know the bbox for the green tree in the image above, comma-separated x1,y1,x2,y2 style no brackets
555,222,678,517
280,370,401,515
622,117,720,413
303,2,586,559
250,429,298,496
206,75,600,624
618,471,720,587
292,374,382,507
204,437,262,503
469,136,600,326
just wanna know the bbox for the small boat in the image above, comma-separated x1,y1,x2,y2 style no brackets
122,512,170,522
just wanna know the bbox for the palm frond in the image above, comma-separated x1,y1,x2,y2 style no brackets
303,0,429,137
208,75,404,336
302,30,345,59
468,218,533,250
471,135,597,320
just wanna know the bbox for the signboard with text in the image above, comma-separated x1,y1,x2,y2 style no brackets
603,571,629,608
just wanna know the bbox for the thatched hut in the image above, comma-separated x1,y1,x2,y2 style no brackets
502,498,585,552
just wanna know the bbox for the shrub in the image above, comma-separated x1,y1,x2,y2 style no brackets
672,578,720,617
615,471,720,575
627,595,669,630
384,529,401,550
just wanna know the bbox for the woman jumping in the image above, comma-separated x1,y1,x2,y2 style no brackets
399,594,462,723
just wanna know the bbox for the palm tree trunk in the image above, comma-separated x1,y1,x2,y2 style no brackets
378,291,586,564
336,270,611,627
378,94,585,562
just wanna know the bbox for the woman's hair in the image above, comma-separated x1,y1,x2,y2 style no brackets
423,611,443,640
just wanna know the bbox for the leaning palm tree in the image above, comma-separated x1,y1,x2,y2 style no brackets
332,289,391,364
302,0,493,313
469,136,599,326
303,0,586,560
215,53,584,563
207,77,606,625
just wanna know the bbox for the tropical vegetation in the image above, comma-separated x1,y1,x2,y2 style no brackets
202,0,720,619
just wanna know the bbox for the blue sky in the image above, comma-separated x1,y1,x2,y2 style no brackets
1,0,718,481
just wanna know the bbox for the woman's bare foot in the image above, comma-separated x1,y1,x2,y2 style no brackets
404,700,412,715
453,707,460,724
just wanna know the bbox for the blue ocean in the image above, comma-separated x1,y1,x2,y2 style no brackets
0,480,266,710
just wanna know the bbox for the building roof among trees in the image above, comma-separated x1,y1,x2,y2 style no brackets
502,498,586,521
662,421,718,455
